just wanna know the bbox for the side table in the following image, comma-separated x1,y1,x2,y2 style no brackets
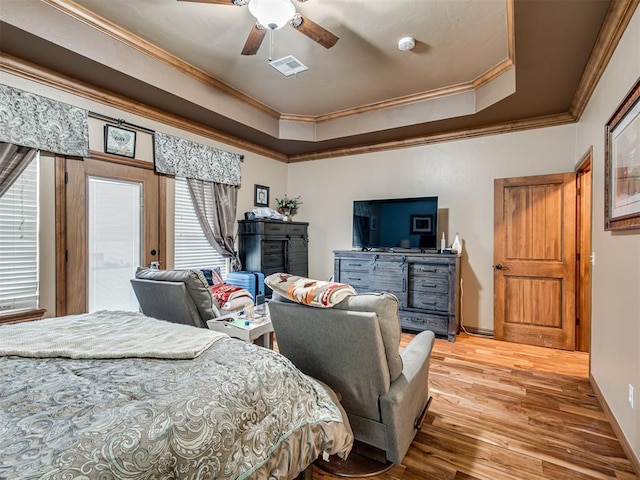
207,312,273,349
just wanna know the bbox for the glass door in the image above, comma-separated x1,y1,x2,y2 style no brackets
87,177,142,312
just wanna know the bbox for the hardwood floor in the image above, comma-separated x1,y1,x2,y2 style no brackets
313,333,638,480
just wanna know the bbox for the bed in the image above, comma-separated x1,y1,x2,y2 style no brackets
0,311,353,480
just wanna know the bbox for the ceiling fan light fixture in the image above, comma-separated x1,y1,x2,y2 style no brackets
248,0,296,30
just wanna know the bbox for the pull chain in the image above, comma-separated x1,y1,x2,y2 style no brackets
268,29,274,62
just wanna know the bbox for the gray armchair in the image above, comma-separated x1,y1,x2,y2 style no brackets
268,291,435,465
130,268,220,328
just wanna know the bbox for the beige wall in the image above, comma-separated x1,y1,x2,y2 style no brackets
3,6,638,462
575,7,639,462
0,72,287,319
289,7,640,462
288,125,577,333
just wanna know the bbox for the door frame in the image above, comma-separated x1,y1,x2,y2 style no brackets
575,148,593,353
55,153,166,316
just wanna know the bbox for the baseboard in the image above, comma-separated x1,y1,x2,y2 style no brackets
590,374,640,476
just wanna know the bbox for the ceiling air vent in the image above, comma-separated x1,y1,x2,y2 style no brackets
269,55,308,77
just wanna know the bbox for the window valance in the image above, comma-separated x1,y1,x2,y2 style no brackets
0,84,89,157
154,132,242,186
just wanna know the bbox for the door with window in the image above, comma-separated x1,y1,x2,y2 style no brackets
61,157,163,315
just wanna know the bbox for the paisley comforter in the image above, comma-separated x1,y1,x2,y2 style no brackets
0,313,353,480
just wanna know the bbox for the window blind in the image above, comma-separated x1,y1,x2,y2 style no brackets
0,155,39,312
174,177,228,276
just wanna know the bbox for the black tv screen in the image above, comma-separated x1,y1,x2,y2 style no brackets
353,197,438,250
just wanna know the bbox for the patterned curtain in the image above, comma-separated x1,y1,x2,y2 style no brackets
0,84,89,157
0,143,38,198
187,179,241,271
154,132,241,185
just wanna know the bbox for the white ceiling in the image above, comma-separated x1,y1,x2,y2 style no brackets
0,0,619,159
70,0,510,117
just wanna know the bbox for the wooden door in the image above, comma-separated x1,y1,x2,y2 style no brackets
61,157,162,315
494,173,576,350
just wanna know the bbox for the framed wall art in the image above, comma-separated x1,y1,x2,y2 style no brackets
604,78,640,231
104,124,136,158
410,214,434,234
254,184,269,207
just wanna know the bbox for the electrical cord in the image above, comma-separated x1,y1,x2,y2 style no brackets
458,277,492,338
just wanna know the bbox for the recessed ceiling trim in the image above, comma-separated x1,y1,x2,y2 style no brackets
36,0,517,141
1,0,634,163
287,113,577,163
41,0,280,119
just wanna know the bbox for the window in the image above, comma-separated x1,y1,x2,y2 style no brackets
174,177,227,275
0,154,39,313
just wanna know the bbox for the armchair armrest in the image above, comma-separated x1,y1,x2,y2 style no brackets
399,330,436,380
379,330,435,463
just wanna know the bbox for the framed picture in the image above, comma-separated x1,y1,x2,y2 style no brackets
104,124,136,158
605,78,640,231
410,214,434,234
254,184,269,207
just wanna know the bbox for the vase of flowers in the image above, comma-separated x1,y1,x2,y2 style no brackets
276,194,302,220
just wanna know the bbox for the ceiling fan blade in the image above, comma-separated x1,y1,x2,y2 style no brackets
241,24,267,55
176,0,237,5
290,14,338,49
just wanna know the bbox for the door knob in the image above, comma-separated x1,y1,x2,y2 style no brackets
150,249,157,256
494,264,503,270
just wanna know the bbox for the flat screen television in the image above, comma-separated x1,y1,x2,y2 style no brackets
353,196,438,250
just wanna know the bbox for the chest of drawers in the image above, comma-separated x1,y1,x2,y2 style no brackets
334,250,461,341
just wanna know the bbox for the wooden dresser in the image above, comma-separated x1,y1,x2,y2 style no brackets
238,220,309,283
334,250,461,341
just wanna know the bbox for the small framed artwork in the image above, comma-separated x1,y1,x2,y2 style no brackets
605,78,640,230
254,184,269,207
104,124,136,158
410,214,434,234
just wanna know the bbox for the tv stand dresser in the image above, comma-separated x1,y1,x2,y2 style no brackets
333,250,461,342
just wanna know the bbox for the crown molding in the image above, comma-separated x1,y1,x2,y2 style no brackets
570,0,639,119
41,0,280,120
0,53,287,162
287,113,576,163
1,0,634,163
41,0,516,131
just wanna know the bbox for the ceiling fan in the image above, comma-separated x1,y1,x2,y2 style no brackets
177,0,339,55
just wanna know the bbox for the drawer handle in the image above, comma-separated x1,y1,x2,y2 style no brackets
421,283,438,288
421,301,437,306
420,268,437,273
350,263,362,267
351,277,362,281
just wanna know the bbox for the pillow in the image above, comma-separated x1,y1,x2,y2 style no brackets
220,296,254,313
210,283,253,308
200,267,225,286
265,273,356,308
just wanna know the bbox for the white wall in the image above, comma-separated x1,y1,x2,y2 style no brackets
575,7,640,463
289,124,577,333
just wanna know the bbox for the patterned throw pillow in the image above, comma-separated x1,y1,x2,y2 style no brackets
265,273,356,308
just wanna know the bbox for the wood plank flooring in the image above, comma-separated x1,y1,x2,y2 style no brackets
313,333,638,480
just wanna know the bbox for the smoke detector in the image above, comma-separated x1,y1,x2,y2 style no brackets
398,36,416,51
